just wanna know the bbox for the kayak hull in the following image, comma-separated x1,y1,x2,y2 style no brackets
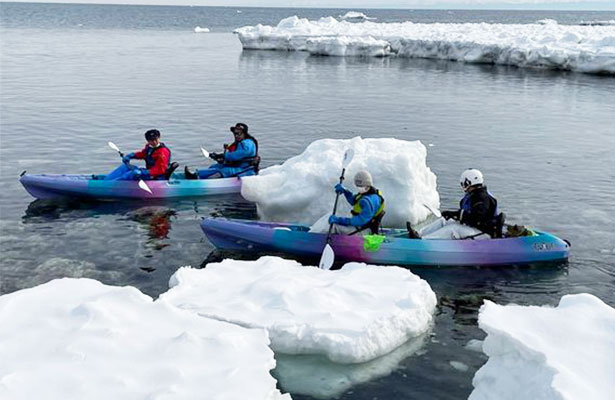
201,218,570,267
20,174,242,200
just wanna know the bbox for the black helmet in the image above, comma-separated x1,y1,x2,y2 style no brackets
144,129,161,141
230,123,248,135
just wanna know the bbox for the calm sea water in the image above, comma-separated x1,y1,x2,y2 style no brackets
1,3,614,399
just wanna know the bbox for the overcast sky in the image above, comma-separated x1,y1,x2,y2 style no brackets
4,0,615,10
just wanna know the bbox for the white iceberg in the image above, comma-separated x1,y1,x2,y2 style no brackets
470,294,615,400
235,16,615,74
241,137,439,226
194,26,210,33
161,256,437,364
340,11,376,21
0,278,290,400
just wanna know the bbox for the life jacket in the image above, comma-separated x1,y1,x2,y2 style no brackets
351,187,386,234
145,143,171,169
224,135,259,169
460,186,498,233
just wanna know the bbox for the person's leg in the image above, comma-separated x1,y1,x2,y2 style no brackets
197,168,223,179
104,164,134,180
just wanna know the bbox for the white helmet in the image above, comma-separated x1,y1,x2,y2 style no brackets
460,169,484,191
354,170,373,187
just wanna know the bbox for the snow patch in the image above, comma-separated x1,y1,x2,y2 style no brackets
240,137,439,227
161,256,437,364
470,294,615,400
0,278,290,400
235,16,615,74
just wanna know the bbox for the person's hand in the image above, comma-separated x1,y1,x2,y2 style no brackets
122,152,135,164
328,215,341,225
223,144,229,150
442,210,458,220
334,183,345,194
209,152,224,163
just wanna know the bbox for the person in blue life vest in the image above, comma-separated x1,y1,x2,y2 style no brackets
328,170,386,235
184,123,259,179
105,129,171,181
410,168,501,240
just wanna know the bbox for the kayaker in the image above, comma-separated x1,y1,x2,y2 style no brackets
105,129,171,181
328,170,385,235
410,168,501,239
184,123,259,179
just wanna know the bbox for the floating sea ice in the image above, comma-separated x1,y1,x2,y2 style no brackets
241,137,439,226
339,11,376,21
161,256,437,364
470,294,615,400
194,26,210,33
0,278,290,400
235,16,615,74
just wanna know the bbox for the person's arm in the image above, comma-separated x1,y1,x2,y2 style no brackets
224,140,256,162
133,146,147,160
147,147,170,177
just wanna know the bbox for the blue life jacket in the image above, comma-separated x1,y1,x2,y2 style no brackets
145,143,171,169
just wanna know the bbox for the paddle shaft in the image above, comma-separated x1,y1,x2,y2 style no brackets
325,168,347,240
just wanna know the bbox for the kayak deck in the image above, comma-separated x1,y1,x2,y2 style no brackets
201,218,570,267
20,173,242,200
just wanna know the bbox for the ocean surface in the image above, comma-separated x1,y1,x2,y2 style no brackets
1,3,614,399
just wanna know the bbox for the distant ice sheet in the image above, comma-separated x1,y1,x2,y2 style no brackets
470,294,615,400
0,278,290,400
194,26,210,33
161,257,437,364
235,16,615,74
339,11,376,21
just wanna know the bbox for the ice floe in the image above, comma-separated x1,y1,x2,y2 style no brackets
235,16,615,74
161,256,437,364
339,11,375,21
241,137,439,226
470,294,615,400
194,26,210,33
0,278,290,400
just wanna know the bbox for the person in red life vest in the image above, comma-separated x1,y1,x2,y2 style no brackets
105,129,171,180
184,123,259,179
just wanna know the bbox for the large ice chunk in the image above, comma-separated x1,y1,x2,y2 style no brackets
0,278,290,400
470,294,615,400
241,137,439,226
235,16,615,74
161,256,437,364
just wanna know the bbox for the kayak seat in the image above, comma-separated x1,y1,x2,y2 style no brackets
228,156,261,178
164,162,180,180
492,212,505,238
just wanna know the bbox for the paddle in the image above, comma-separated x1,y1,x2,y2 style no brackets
200,147,209,158
107,141,152,194
318,148,355,270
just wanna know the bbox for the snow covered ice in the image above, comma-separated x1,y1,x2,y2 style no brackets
235,16,615,74
161,256,437,364
470,294,615,400
0,278,290,400
194,26,210,33
339,11,375,21
241,137,439,227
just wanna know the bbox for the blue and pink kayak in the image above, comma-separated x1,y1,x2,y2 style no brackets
201,218,570,267
20,173,242,200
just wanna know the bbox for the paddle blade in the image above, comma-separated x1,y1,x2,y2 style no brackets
423,203,442,218
200,147,209,158
342,148,355,168
318,243,335,270
138,180,153,194
108,141,121,153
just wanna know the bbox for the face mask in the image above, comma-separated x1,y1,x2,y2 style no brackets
357,185,370,194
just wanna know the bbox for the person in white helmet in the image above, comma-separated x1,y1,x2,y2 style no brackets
410,169,500,240
328,170,386,235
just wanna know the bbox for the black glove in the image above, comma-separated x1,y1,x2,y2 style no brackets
442,210,459,220
209,152,224,163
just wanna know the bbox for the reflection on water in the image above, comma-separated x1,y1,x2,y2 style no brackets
273,333,429,399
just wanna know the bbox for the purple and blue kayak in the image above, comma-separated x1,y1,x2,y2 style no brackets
20,173,242,200
201,218,570,267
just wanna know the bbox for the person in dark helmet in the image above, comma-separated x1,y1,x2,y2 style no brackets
410,168,501,240
328,170,386,235
105,129,171,180
184,123,259,180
